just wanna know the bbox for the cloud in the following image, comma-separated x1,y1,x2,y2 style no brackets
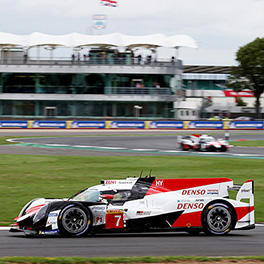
0,0,263,65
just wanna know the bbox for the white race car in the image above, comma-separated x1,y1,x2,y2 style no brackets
11,176,254,237
178,134,230,152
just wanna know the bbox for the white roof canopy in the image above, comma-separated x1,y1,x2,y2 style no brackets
0,32,198,49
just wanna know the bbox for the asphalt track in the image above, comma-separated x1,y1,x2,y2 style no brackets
1,129,264,158
1,129,264,257
1,226,264,257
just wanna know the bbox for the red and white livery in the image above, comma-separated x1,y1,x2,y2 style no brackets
11,176,254,236
178,134,231,152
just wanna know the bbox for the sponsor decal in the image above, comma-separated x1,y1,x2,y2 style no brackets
39,229,59,235
92,206,105,212
105,180,117,184
136,211,151,216
177,202,204,210
118,181,134,184
95,216,103,224
207,189,219,195
195,199,205,202
155,180,164,187
48,212,59,217
182,189,206,195
107,209,123,214
241,189,250,193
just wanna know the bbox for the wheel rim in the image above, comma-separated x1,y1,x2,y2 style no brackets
62,207,88,234
207,206,231,233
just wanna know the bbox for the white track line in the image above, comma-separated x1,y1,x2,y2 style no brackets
95,146,126,150
0,227,10,230
45,144,70,147
132,149,157,151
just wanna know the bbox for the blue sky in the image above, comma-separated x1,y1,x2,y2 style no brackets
0,0,263,65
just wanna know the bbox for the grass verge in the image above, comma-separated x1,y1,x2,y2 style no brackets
230,140,264,147
0,256,264,264
0,154,263,224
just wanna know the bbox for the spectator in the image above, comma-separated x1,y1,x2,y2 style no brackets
137,54,142,64
23,52,28,64
71,53,75,64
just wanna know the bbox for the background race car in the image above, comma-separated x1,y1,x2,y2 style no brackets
177,134,231,152
11,176,254,237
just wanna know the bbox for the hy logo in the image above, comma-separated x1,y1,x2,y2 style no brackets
156,180,163,187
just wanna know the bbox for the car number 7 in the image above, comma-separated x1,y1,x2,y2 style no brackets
114,215,121,226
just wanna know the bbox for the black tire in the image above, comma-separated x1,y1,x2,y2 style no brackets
58,204,91,237
202,203,235,235
208,146,215,152
220,146,227,152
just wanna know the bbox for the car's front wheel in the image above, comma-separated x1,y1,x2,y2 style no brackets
58,204,91,236
180,143,189,151
202,203,235,235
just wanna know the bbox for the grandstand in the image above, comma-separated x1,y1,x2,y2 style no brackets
0,32,261,119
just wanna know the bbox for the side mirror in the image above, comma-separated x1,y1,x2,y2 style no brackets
100,194,114,200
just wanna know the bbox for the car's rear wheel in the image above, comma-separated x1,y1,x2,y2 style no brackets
202,203,234,235
220,146,227,152
58,204,91,236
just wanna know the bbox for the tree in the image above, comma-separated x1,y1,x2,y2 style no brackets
227,38,264,118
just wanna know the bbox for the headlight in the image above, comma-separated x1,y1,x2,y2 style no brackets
33,205,49,224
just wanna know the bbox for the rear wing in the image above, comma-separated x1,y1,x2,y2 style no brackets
235,180,254,205
229,180,254,227
229,180,254,205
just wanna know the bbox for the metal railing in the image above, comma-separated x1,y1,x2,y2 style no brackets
105,87,171,95
1,85,172,95
0,56,182,68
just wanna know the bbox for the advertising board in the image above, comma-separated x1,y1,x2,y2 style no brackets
146,121,184,129
106,121,145,129
29,121,67,129
0,121,28,128
228,121,264,129
186,121,223,129
69,121,105,129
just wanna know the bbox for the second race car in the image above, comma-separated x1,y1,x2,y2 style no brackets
177,134,231,152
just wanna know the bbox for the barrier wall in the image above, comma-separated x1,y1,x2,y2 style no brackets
0,120,264,129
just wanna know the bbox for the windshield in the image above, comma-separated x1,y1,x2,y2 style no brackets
70,189,100,202
201,137,214,142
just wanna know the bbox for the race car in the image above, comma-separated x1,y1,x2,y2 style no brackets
177,134,230,152
10,176,254,237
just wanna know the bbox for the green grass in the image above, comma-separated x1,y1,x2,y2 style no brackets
0,256,264,264
230,140,264,147
0,136,20,145
0,154,263,224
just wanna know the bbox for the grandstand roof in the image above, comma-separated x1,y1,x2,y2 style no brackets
184,65,232,74
0,32,198,49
